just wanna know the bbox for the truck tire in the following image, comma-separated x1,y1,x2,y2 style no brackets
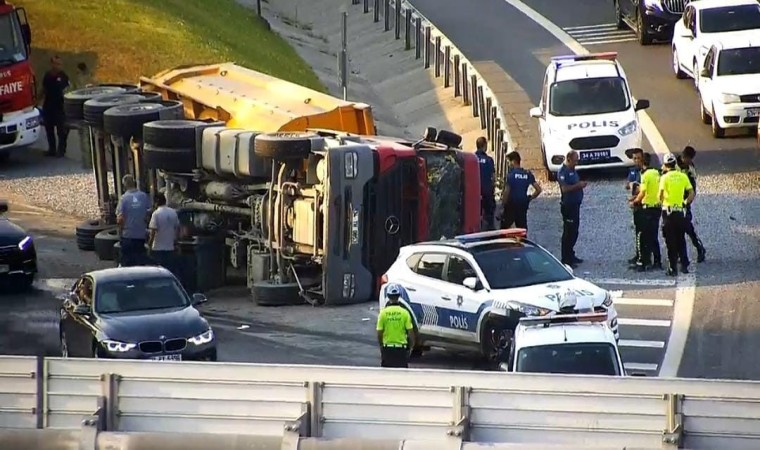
94,228,119,261
253,132,323,160
83,94,149,130
435,129,463,148
64,85,132,121
103,101,183,139
251,280,303,306
143,120,203,172
75,219,111,251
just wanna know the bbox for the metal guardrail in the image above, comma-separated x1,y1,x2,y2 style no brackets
3,356,760,448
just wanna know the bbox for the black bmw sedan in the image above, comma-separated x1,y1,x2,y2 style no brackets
0,200,37,290
59,266,217,361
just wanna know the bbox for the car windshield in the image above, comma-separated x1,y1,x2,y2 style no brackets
472,243,573,290
95,277,190,314
549,77,630,116
716,47,760,76
699,5,760,34
516,342,621,376
0,12,27,66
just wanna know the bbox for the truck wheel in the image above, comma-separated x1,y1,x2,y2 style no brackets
435,129,463,148
479,316,514,362
251,280,303,306
64,85,132,121
253,132,323,160
83,94,148,130
94,228,119,261
103,101,183,139
143,120,203,172
75,219,111,251
636,8,653,45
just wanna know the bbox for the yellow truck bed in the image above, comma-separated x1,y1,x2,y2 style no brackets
139,62,375,135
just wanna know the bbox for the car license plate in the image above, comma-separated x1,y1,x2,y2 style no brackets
746,108,760,117
580,150,610,161
0,265,9,274
150,354,182,361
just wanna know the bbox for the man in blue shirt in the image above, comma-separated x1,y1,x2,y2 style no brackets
501,151,542,231
557,151,587,267
475,137,496,230
116,174,151,266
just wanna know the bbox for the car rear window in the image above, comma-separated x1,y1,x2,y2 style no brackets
700,4,760,34
472,243,573,289
717,47,760,76
516,342,621,376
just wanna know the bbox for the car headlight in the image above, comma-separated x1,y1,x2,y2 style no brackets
18,236,32,251
25,116,40,129
617,120,637,137
719,93,741,104
101,339,136,352
496,300,551,316
602,291,613,308
188,329,214,346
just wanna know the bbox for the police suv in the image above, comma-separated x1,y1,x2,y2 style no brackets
529,53,650,177
378,229,619,361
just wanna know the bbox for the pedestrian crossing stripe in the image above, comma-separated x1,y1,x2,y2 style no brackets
564,23,636,45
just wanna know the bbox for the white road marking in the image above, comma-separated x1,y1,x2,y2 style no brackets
619,339,665,349
660,273,696,378
613,298,674,307
625,362,659,372
564,23,636,45
617,318,671,327
588,277,676,287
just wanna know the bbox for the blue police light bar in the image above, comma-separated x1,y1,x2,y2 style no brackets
519,312,608,326
454,228,527,243
551,52,618,65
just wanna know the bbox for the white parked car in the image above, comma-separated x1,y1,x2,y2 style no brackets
529,53,649,179
697,37,760,138
378,229,619,362
672,0,760,86
508,311,626,376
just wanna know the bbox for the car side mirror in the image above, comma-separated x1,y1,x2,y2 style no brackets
192,293,208,305
73,304,91,316
462,277,483,291
564,264,574,275
529,107,542,118
700,68,710,78
0,200,8,214
634,99,650,111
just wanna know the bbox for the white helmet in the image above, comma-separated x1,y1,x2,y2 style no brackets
559,289,577,310
386,284,402,298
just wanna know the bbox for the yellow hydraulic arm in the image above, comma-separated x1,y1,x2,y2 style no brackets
139,62,376,134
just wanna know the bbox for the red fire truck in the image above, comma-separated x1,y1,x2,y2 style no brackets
0,1,39,160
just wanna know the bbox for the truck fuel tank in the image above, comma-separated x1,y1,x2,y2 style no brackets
199,126,270,178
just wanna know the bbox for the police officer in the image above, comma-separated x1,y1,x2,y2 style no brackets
625,148,644,265
376,285,416,368
659,153,695,276
629,152,663,271
678,146,706,263
558,150,587,267
501,151,542,231
475,137,496,230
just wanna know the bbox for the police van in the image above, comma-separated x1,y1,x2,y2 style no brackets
529,52,651,178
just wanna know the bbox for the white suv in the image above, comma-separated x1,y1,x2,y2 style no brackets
672,0,760,86
378,229,619,362
529,53,649,179
697,36,760,138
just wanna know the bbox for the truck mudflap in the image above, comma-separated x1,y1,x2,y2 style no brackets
323,144,375,305
0,107,40,151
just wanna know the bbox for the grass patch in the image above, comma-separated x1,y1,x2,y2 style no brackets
17,0,324,92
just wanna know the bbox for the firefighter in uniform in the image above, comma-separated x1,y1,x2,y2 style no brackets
659,153,695,277
629,152,662,271
677,146,706,263
376,284,416,368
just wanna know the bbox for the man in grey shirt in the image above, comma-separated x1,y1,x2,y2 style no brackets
116,174,151,266
148,192,180,275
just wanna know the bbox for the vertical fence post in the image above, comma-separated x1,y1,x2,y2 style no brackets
443,46,451,88
405,9,412,50
477,86,486,128
434,36,442,77
453,55,461,95
486,98,493,136
462,64,469,104
424,26,432,68
384,0,390,31
491,114,500,152
415,17,422,59
364,0,369,13
471,75,479,117
340,12,349,100
374,0,380,22
395,0,401,39
497,129,506,180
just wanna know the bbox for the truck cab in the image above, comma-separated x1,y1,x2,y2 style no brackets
0,1,39,160
508,311,625,376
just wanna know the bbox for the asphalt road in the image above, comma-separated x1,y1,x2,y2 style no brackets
410,0,760,379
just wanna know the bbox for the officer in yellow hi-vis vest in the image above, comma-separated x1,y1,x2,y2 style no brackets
629,152,662,272
376,284,416,368
658,153,695,277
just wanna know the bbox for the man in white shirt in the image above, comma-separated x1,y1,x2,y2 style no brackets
148,192,180,275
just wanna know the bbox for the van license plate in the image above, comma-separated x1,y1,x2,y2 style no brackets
150,354,181,361
580,150,610,161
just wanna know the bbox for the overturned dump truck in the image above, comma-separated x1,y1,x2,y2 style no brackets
65,63,482,306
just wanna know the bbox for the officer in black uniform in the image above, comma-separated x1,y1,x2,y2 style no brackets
677,146,706,263
475,137,496,230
